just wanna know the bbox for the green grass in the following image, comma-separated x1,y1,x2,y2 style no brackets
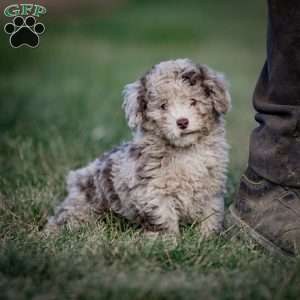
1,1,300,299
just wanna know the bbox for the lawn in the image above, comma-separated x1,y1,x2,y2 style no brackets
1,1,300,299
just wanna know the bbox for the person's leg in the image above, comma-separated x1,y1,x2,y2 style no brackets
228,0,300,257
249,0,300,186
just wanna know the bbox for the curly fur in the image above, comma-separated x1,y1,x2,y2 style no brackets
46,58,231,237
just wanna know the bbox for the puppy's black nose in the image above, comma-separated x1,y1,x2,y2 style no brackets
177,118,189,130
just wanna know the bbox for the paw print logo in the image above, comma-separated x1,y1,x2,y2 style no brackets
4,16,45,48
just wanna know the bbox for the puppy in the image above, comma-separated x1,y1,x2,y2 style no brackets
46,59,231,237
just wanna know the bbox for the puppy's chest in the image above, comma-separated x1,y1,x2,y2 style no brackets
161,151,216,175
159,149,217,192
149,149,219,220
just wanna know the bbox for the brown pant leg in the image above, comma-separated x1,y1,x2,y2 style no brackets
249,0,300,187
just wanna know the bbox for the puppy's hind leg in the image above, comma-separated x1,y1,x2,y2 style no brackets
45,161,105,232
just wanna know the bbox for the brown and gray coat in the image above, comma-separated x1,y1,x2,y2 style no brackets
46,59,231,237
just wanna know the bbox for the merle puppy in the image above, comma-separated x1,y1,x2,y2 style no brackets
46,59,231,238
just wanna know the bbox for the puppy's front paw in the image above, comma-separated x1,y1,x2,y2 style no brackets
198,222,222,240
143,231,160,240
42,219,60,236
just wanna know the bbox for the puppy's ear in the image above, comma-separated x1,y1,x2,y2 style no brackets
199,66,231,114
122,78,147,130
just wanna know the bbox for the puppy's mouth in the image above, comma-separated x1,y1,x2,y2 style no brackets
180,130,200,136
180,128,209,137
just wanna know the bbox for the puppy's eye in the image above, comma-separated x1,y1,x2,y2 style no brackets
160,103,167,110
190,99,197,106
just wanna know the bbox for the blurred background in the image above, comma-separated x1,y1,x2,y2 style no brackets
0,0,266,196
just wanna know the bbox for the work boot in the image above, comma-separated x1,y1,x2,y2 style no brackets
227,167,300,257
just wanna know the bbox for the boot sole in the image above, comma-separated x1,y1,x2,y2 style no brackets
227,204,295,259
